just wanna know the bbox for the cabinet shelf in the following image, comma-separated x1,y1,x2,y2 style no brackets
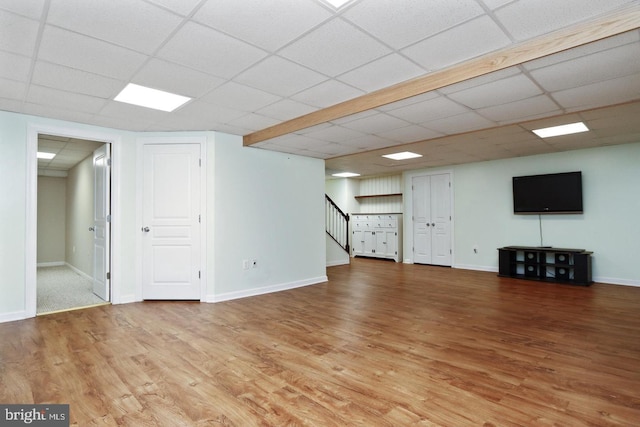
498,246,593,286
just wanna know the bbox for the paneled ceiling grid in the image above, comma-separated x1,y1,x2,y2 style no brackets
0,0,638,176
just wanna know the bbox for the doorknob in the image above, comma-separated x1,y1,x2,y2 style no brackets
431,223,435,226
89,226,95,231
141,226,150,232
426,223,430,227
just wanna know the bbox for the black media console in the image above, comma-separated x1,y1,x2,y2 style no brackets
498,246,592,286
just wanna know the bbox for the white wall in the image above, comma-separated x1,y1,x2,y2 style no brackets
1,111,328,322
403,142,640,286
65,155,94,276
210,133,327,301
37,176,66,264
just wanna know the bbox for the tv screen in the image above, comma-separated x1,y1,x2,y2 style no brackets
513,171,583,214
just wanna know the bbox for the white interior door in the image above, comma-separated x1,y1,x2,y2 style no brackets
412,175,431,264
430,173,452,266
92,144,110,300
142,144,201,300
412,173,452,266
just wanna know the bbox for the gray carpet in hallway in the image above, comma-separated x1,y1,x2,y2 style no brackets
37,265,107,314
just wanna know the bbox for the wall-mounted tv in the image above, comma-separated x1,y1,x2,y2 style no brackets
513,171,583,214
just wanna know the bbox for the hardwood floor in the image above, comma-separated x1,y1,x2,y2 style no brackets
2,258,639,426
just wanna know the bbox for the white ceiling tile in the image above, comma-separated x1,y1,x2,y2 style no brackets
157,22,268,78
256,99,319,121
495,0,636,41
479,0,514,10
478,95,560,123
235,56,327,97
0,9,39,56
402,15,511,71
337,53,426,92
524,31,640,71
0,77,26,100
421,111,496,135
48,0,183,54
194,0,332,51
279,18,391,77
38,26,149,80
376,125,444,143
0,51,31,81
32,62,123,98
343,0,484,49
0,98,24,112
439,67,521,95
144,0,201,16
100,99,173,122
133,58,225,98
0,0,45,19
340,112,411,134
227,113,281,132
301,125,366,143
377,91,440,112
290,79,364,108
342,134,397,150
27,85,107,113
173,100,246,125
529,43,640,93
386,96,469,123
201,82,281,112
447,73,543,109
552,72,640,110
22,102,97,124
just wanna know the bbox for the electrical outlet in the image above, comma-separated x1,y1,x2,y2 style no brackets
251,259,257,268
242,259,249,270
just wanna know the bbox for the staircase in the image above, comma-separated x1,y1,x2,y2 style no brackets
325,194,349,254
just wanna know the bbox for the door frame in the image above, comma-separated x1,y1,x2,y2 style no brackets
403,169,455,265
135,136,207,302
26,124,122,318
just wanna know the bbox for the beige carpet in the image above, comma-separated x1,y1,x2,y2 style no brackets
37,265,107,314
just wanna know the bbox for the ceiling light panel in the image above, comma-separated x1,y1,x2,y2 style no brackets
382,151,423,160
332,172,360,177
114,83,191,112
532,122,589,138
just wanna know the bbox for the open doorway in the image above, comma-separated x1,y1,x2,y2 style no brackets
36,134,111,314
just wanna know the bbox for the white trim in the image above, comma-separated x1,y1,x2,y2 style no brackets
593,277,640,287
26,124,122,318
326,260,350,267
37,262,65,268
65,262,93,281
403,168,455,266
208,276,328,303
454,264,499,273
0,310,29,323
135,136,208,302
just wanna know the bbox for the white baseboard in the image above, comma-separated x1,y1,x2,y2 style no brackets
65,262,93,281
593,276,640,287
454,264,499,273
207,275,328,303
327,259,350,267
0,310,29,323
37,261,65,267
113,294,137,304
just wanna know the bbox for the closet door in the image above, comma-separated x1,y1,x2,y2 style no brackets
412,173,452,266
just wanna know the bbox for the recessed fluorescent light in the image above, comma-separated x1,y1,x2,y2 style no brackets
114,83,191,112
323,0,353,8
382,151,423,161
37,152,56,159
332,172,360,178
532,122,589,138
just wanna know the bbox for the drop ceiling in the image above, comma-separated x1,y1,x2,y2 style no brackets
1,0,639,178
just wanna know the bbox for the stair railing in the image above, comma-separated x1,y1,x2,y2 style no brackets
325,194,349,253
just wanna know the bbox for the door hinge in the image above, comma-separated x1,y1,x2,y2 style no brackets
198,270,201,279
199,214,201,223
199,158,202,167
107,158,112,166
450,249,452,254
106,214,111,222
106,272,110,280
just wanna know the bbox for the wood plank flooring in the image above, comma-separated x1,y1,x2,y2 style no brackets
1,258,640,426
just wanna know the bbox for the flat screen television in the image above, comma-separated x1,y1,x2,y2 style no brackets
513,171,583,214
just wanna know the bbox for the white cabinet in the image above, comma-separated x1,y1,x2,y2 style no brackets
351,214,402,262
